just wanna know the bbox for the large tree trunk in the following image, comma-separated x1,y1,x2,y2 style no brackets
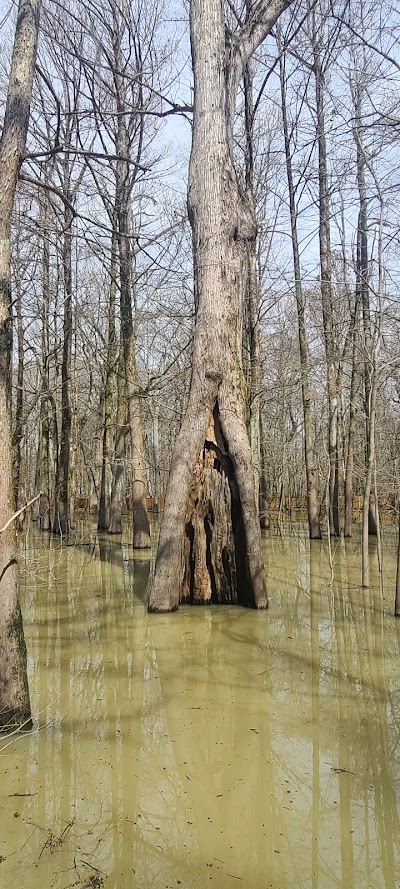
0,0,41,731
149,0,291,612
278,31,321,539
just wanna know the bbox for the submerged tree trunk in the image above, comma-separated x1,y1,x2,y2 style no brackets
149,0,291,612
0,0,41,731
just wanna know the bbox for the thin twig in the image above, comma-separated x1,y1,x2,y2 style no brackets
0,492,42,534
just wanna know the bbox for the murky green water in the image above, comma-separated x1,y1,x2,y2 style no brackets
1,526,400,888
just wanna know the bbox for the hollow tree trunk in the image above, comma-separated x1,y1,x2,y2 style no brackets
149,0,291,612
278,31,321,538
0,0,41,731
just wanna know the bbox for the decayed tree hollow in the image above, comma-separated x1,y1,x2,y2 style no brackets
148,0,291,612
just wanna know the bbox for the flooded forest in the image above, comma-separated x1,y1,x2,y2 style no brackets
1,1,400,887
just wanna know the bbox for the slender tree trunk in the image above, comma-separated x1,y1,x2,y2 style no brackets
98,227,118,530
149,0,291,612
53,197,73,535
0,0,41,731
108,337,127,534
115,115,150,548
36,193,52,529
278,32,321,538
361,346,378,587
353,89,377,536
313,35,340,535
13,238,24,510
395,503,400,616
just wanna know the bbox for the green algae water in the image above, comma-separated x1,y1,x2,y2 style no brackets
1,526,399,888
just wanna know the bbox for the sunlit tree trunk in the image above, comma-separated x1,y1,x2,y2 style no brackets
149,0,292,612
0,0,41,731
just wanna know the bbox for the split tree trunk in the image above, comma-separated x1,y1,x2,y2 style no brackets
149,0,292,612
0,0,41,731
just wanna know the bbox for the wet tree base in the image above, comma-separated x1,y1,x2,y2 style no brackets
180,411,252,608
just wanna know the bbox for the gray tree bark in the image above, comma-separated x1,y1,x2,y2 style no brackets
0,0,41,731
149,0,292,612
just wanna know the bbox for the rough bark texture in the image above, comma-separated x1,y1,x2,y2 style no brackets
0,0,41,731
149,0,292,612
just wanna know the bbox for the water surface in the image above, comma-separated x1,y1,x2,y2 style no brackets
1,526,399,888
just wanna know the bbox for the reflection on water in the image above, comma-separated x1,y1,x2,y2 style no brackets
1,526,400,888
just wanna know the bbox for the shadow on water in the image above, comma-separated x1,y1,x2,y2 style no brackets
1,522,399,888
